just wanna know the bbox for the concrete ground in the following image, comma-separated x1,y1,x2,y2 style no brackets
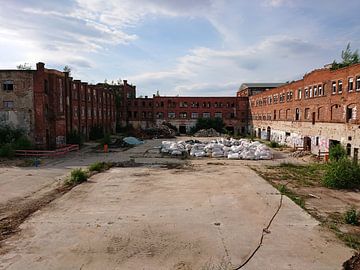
0,138,354,269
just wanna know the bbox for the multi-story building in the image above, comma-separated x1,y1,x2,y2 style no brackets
249,63,360,159
0,62,116,149
237,83,284,97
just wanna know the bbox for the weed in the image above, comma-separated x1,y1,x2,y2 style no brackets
323,158,360,189
0,144,15,158
329,144,347,162
344,207,359,225
277,184,306,209
66,168,88,185
88,162,111,172
268,141,281,148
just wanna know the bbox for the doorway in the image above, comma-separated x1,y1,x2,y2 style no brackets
303,136,311,151
179,125,187,134
354,148,359,163
266,126,271,141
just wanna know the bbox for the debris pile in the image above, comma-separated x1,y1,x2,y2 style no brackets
161,138,273,160
290,150,310,158
123,137,144,145
194,128,220,137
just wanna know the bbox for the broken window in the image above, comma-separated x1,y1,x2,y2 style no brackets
356,76,360,91
332,81,337,94
348,78,354,92
305,88,309,98
179,112,187,119
313,86,318,97
297,89,302,99
273,110,277,120
3,100,14,108
203,112,211,118
338,80,343,93
346,104,356,122
318,84,323,96
215,112,222,118
191,112,198,119
3,80,14,91
309,87,313,98
168,112,175,119
347,143,351,156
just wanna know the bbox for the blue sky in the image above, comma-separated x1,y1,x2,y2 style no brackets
1,0,360,96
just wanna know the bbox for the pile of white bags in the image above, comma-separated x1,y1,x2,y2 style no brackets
161,138,273,160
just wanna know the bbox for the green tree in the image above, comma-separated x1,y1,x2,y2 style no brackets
63,65,72,75
331,43,360,70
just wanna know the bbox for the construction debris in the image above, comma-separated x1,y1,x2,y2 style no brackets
123,137,144,145
290,150,311,158
161,138,273,160
194,128,220,137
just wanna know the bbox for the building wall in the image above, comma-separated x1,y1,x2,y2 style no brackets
249,63,360,158
0,71,35,138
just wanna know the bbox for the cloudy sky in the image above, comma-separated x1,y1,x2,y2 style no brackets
1,0,359,96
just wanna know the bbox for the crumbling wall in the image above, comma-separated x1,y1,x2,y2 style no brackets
0,71,34,139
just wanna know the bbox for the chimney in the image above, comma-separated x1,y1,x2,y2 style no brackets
123,80,127,85
36,62,45,71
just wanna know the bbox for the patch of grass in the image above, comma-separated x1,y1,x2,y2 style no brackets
268,141,282,148
88,162,111,172
339,233,360,250
344,207,359,225
66,168,88,185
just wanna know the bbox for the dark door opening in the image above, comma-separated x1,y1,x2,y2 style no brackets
266,126,271,141
179,125,187,134
304,136,311,151
312,112,316,125
257,128,261,138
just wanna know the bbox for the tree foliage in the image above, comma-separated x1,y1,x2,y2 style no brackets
191,118,225,133
16,63,32,70
63,65,71,75
331,43,359,70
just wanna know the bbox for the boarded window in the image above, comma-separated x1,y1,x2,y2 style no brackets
330,104,343,122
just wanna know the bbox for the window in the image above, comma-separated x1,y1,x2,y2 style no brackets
191,112,199,119
346,104,356,122
168,112,176,119
273,95,278,104
273,110,277,120
3,80,14,91
44,79,49,94
305,88,309,98
304,108,310,119
179,102,188,108
298,89,302,99
338,80,343,93
356,76,360,91
348,78,354,92
309,87,313,98
318,85,323,96
203,112,210,118
332,81,337,94
179,112,187,119
156,112,163,119
313,86,318,97
215,112,222,118
3,101,14,108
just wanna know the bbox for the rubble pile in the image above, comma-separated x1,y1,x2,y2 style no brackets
143,124,176,138
194,128,220,137
290,150,310,158
161,138,273,160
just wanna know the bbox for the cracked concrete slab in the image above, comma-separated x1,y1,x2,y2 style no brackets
0,160,352,270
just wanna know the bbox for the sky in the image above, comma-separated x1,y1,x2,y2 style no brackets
1,0,360,97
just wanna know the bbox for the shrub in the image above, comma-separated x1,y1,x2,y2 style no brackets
88,162,110,172
344,207,359,225
0,124,24,144
14,136,33,150
0,144,15,158
67,168,88,185
329,144,347,161
323,158,360,189
269,141,281,148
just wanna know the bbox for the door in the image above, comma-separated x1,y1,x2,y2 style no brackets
354,148,359,163
179,125,186,134
303,136,311,151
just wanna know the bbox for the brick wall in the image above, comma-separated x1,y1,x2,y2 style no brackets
249,63,360,159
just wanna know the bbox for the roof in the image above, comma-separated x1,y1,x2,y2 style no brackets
239,83,285,90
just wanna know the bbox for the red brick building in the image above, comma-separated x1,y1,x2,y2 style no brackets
249,63,360,159
0,62,116,149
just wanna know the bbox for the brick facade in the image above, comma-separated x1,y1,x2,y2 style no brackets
249,63,360,159
0,63,116,149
